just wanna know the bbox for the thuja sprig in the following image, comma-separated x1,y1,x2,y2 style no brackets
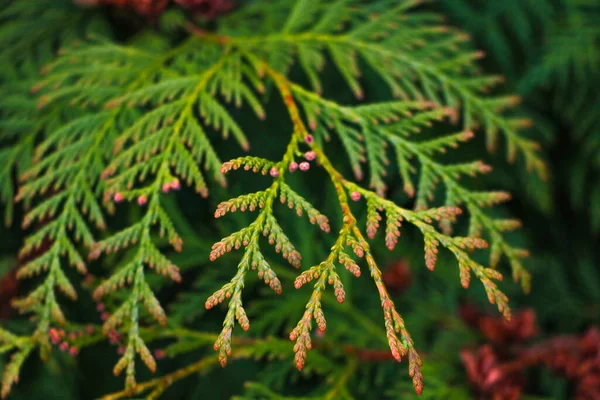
385,117,532,291
208,0,547,179
8,37,263,393
207,60,515,394
273,65,428,391
88,188,182,389
0,2,111,227
291,86,532,292
10,35,196,360
10,36,230,378
207,131,331,367
96,328,336,400
87,51,250,390
12,109,112,355
346,182,510,318
275,64,513,392
0,329,34,398
290,206,358,371
1,1,539,396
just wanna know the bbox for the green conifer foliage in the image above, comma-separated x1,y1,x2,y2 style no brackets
445,0,600,232
0,1,549,397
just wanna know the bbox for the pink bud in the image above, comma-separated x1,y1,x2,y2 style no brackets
113,192,124,203
350,191,361,201
162,183,171,193
100,312,109,321
96,302,105,311
305,134,314,144
69,346,79,357
170,179,180,190
154,349,166,360
108,330,121,344
299,162,310,171
289,161,298,172
117,346,125,355
85,325,95,335
108,330,120,344
49,328,60,344
304,151,316,161
137,195,147,206
59,342,69,352
269,167,279,177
